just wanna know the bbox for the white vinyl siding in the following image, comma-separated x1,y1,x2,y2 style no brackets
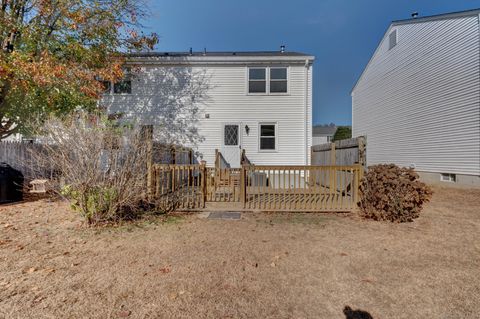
102,60,312,166
352,15,480,176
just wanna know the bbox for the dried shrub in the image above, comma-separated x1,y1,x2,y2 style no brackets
31,113,179,225
358,164,433,222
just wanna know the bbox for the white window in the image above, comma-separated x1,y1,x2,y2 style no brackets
389,29,397,50
113,77,132,94
248,67,288,94
259,123,277,151
440,173,456,183
248,68,266,93
100,71,132,95
270,68,287,93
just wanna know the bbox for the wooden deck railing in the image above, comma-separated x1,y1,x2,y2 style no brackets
242,165,361,212
149,163,362,212
152,164,205,209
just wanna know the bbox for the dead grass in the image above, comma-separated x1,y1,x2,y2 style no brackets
0,185,479,319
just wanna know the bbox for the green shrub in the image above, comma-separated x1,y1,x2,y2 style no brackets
358,164,433,222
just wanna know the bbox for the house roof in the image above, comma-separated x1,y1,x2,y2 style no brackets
313,125,337,136
392,8,480,26
125,51,315,64
128,51,312,58
351,8,480,94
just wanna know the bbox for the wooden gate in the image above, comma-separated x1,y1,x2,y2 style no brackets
149,164,362,212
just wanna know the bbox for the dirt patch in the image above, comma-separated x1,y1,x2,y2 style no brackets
0,186,479,318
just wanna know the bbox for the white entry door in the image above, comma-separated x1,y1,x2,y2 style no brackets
221,123,241,168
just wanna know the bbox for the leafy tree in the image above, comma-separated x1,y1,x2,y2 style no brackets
332,126,352,141
0,0,158,139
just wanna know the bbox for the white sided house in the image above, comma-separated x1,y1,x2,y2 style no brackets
352,9,480,186
101,50,314,168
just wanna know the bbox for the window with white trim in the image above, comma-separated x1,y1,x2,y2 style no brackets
113,77,132,94
248,68,266,93
259,123,276,151
270,68,287,93
440,173,456,183
248,67,288,94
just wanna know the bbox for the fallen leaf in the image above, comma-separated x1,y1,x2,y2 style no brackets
44,268,56,274
270,262,276,267
179,290,185,295
27,267,37,273
159,266,171,274
118,310,131,317
168,292,178,300
361,278,375,283
340,252,348,256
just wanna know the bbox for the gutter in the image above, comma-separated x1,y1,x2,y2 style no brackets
304,59,310,165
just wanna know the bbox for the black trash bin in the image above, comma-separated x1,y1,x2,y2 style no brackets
0,163,24,204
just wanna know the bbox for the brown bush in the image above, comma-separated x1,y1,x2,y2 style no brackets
358,164,433,222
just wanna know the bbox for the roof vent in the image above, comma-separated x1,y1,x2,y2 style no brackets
203,47,207,56
411,12,419,18
189,47,193,55
280,45,285,53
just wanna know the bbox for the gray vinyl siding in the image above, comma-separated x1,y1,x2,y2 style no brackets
352,15,480,176
102,61,312,166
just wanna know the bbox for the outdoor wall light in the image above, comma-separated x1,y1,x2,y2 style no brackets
245,125,250,135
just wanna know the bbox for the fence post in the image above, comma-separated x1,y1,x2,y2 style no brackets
330,142,336,166
240,164,247,208
170,146,176,164
200,161,207,208
143,125,154,199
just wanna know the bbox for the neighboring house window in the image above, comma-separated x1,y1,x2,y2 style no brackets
270,68,287,93
327,135,333,142
440,173,456,183
389,29,397,50
259,123,276,151
248,68,266,93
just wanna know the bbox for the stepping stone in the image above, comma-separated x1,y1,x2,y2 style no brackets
207,212,241,220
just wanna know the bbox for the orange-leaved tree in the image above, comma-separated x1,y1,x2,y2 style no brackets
0,0,158,139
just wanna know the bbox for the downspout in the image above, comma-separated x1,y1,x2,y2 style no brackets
304,59,310,165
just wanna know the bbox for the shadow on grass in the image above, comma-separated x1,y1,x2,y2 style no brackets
343,306,373,319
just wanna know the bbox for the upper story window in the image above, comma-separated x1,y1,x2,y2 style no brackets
270,68,287,93
101,70,133,95
113,75,132,94
248,67,288,94
389,29,397,50
248,68,267,93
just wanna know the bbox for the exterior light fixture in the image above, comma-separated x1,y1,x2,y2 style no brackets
245,125,250,135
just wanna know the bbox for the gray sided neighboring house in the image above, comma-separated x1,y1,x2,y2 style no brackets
352,9,480,186
312,125,337,145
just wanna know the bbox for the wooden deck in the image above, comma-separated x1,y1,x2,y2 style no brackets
150,164,362,212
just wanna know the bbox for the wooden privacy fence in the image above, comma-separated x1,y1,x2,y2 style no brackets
312,136,366,167
149,164,362,212
0,141,53,180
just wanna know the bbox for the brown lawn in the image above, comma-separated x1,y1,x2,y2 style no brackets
0,185,479,319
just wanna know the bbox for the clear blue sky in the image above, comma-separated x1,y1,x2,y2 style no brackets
143,0,479,126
